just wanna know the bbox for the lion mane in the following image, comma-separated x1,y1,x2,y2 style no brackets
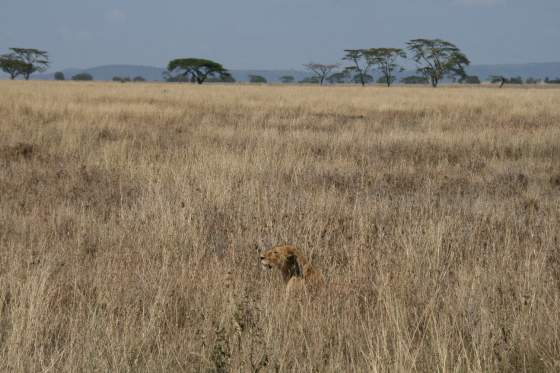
259,245,324,295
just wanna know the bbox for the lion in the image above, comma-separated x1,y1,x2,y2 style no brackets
259,245,324,296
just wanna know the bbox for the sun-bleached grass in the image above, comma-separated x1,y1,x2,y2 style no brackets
0,81,559,372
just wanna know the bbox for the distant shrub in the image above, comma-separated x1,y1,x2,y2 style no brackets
280,75,295,83
54,71,65,81
461,75,481,84
401,76,429,84
299,76,320,84
113,76,133,83
249,75,267,84
133,76,146,82
206,75,236,83
72,73,93,81
508,76,523,84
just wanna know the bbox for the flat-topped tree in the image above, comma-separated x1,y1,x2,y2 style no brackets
368,48,407,87
303,63,339,85
166,58,231,84
343,49,375,86
249,74,267,83
0,54,29,79
490,75,506,88
406,39,470,87
280,75,294,83
9,48,49,80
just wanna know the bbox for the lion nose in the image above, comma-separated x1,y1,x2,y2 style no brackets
260,256,265,260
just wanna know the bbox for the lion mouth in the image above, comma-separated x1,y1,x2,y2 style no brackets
261,261,272,269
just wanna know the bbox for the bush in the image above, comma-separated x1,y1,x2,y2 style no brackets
401,76,429,84
280,75,295,83
133,76,146,82
461,75,481,84
72,73,93,81
249,75,267,84
508,76,523,84
205,75,236,83
113,76,133,83
299,76,320,84
54,72,65,81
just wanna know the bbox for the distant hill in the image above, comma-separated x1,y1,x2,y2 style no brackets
3,62,559,82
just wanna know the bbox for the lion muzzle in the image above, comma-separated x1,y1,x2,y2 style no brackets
260,256,272,269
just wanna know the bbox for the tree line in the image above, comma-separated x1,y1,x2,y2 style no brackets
160,38,558,87
163,39,471,88
2,41,560,87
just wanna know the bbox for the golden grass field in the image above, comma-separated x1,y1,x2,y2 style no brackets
0,81,559,372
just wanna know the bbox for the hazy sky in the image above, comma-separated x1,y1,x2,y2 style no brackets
1,0,558,71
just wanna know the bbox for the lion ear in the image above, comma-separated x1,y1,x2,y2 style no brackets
286,254,302,278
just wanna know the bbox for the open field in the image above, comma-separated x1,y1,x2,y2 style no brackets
0,81,559,372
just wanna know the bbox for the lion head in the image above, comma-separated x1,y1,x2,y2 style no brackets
259,245,324,293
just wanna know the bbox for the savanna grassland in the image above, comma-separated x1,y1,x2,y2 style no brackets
0,81,559,372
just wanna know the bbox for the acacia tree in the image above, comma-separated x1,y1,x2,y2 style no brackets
406,39,470,87
166,58,231,84
303,63,339,85
342,49,375,86
0,54,29,79
368,48,407,87
490,75,506,88
5,48,50,80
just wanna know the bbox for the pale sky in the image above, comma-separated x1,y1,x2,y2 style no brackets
0,0,558,71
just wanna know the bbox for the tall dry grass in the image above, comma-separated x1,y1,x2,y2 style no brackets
0,81,559,372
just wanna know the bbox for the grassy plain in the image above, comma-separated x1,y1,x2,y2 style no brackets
0,81,559,372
